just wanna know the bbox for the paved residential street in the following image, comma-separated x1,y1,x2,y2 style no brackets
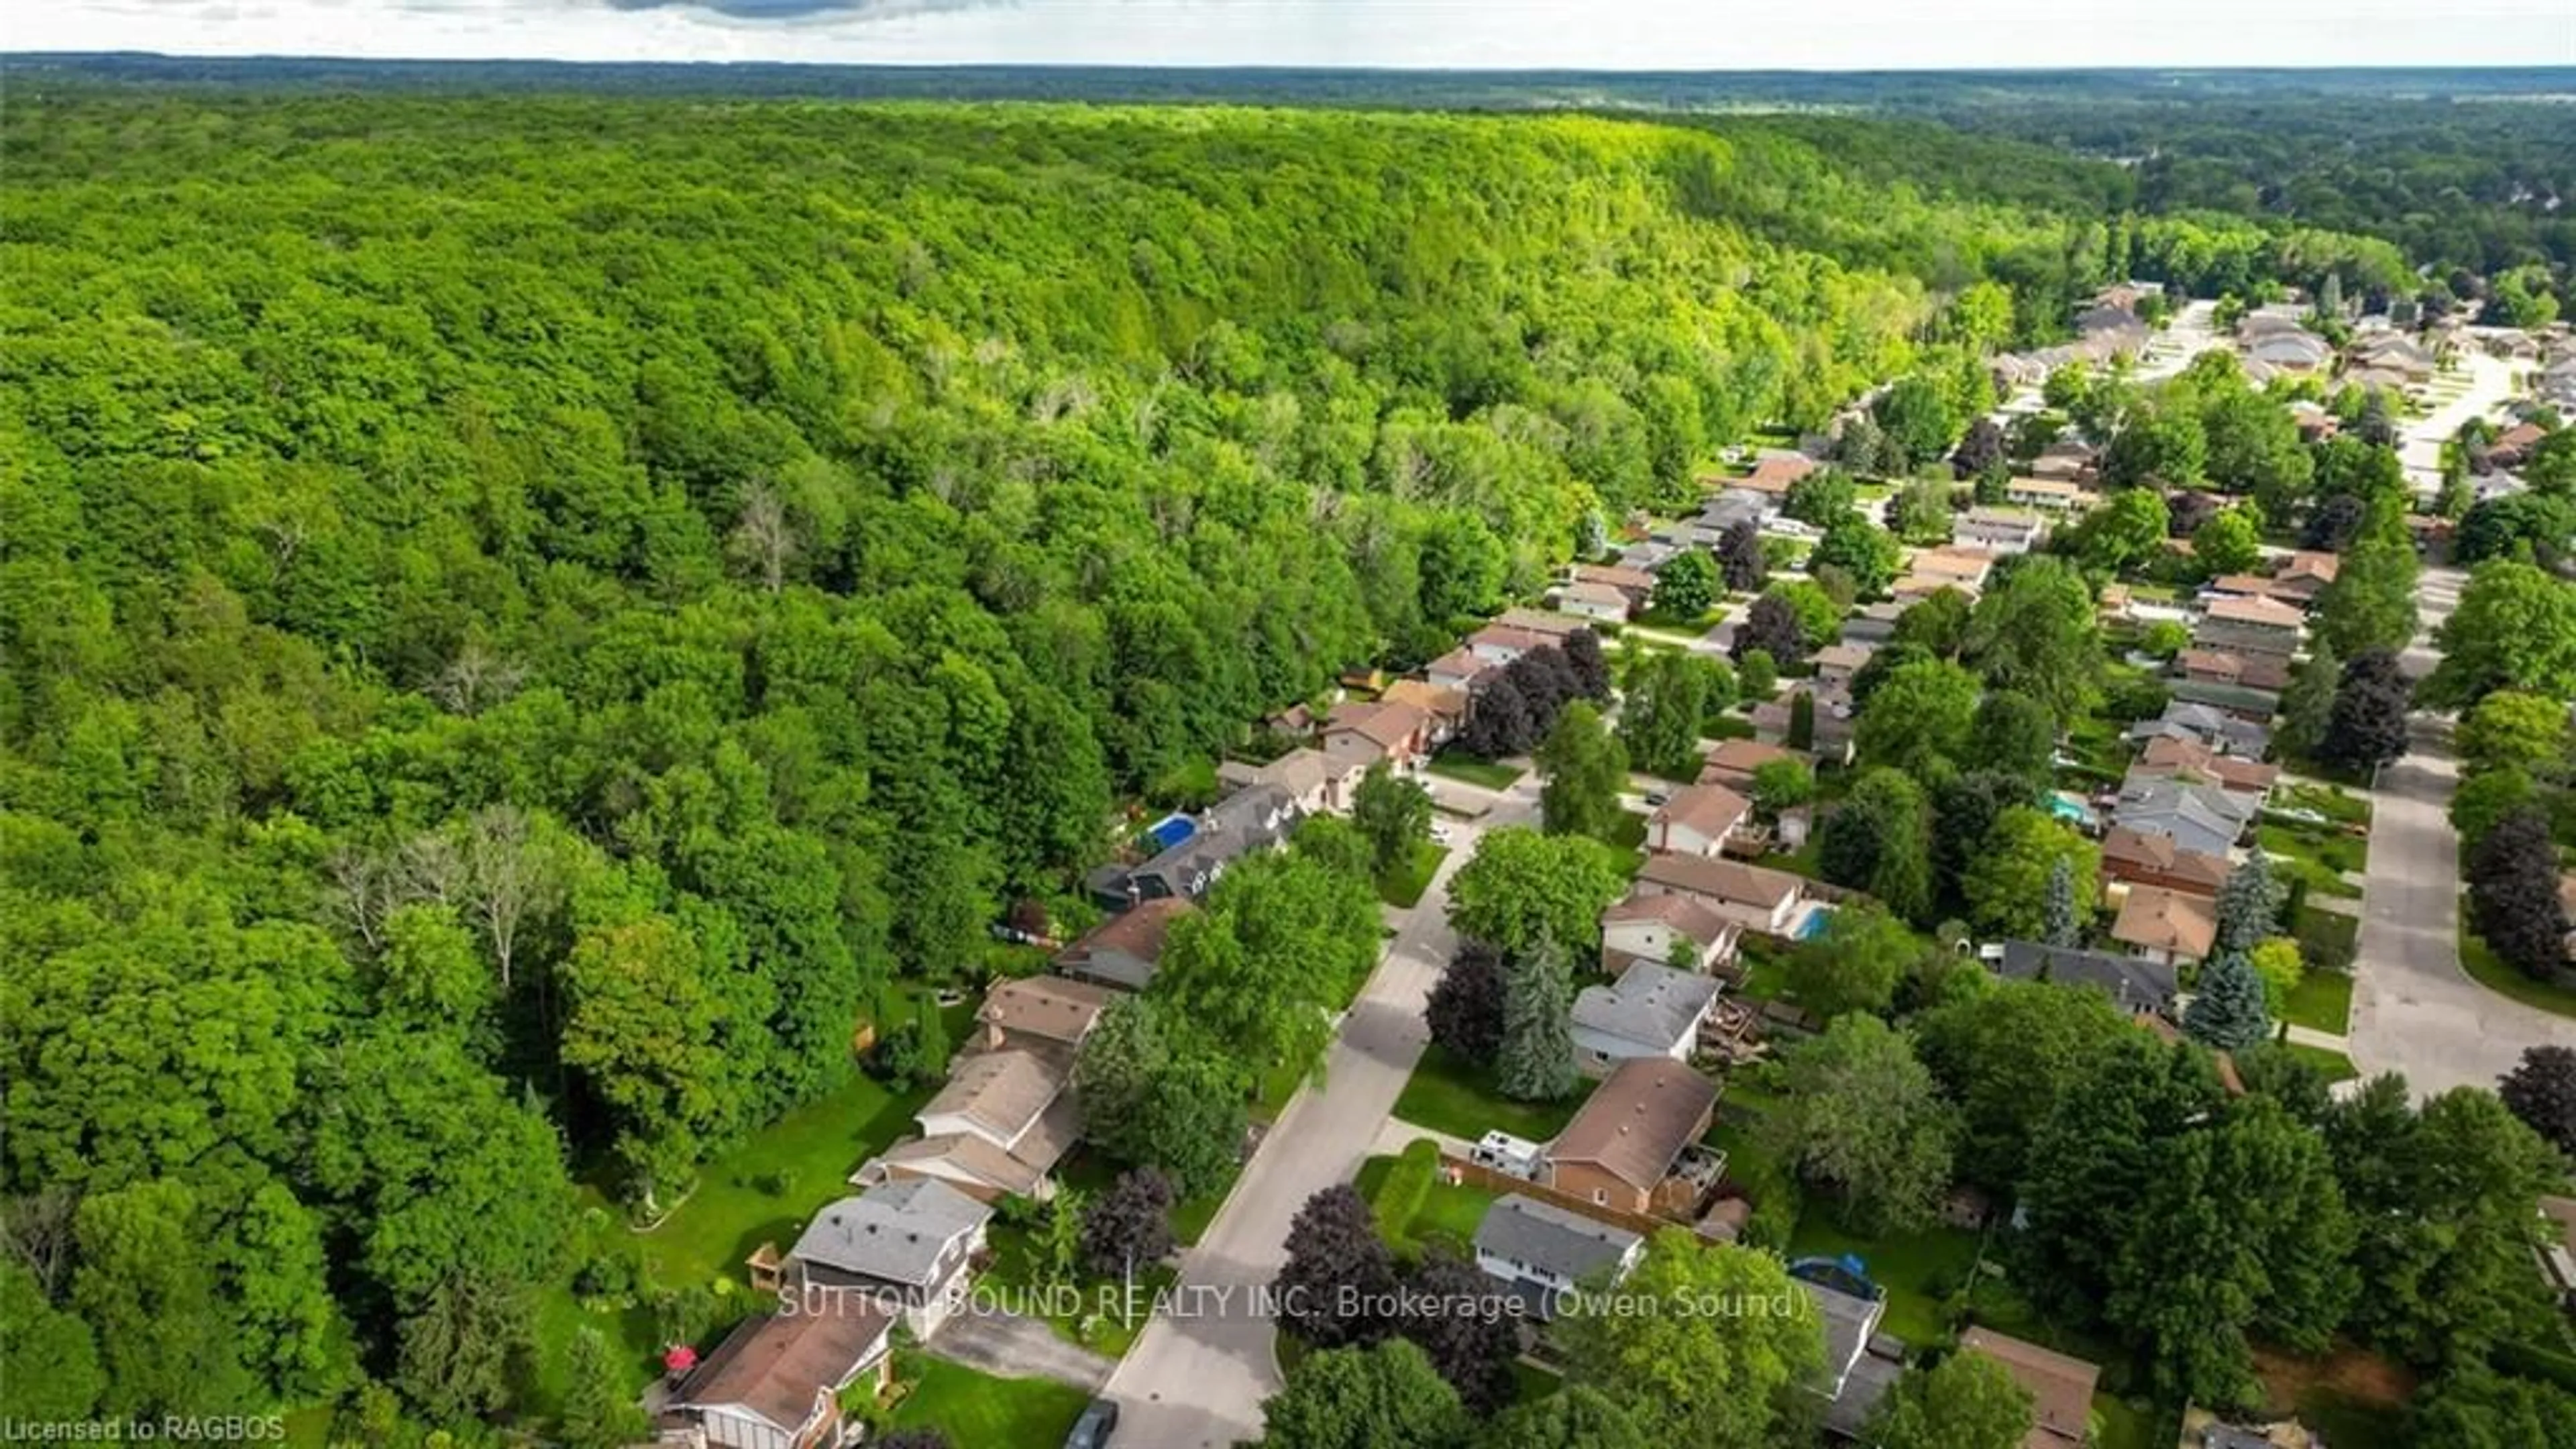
1100,773,1541,1446
2343,517,2576,1095
2397,350,2516,490
2132,298,2226,382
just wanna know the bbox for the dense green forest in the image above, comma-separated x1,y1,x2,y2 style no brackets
0,83,2547,1436
0,93,2114,1432
1952,97,2576,314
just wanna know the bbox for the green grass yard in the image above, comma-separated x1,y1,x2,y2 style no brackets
1378,840,1449,908
1394,1044,1585,1144
2259,822,2365,900
1604,810,1649,853
889,1359,1091,1448
1733,941,1794,1002
981,1218,1174,1358
1429,749,1524,790
1354,1149,1503,1256
2459,909,2576,1021
529,1062,945,1407
2295,905,2360,975
2283,969,2354,1036
2286,1042,2361,1083
1786,1215,1986,1346
2275,781,2372,828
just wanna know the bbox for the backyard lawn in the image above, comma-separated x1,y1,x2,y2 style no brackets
1733,941,1794,1002
2092,1395,2177,1449
889,1359,1091,1448
1394,1044,1585,1144
1379,840,1449,908
2459,910,2576,1021
529,1061,946,1406
631,1069,943,1287
2283,969,2354,1035
1786,1214,1986,1346
1429,749,1524,791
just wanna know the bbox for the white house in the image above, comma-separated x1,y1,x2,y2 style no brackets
1646,782,1752,859
1599,890,1742,974
2004,477,2086,512
1472,1195,1645,1322
1555,580,1633,623
1634,852,1807,936
1570,960,1723,1075
790,1178,994,1341
669,1300,896,1449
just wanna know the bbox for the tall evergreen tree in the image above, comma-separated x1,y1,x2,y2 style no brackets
2183,951,2272,1052
2275,640,2340,761
2213,852,2284,957
1496,934,1580,1103
2043,856,2080,947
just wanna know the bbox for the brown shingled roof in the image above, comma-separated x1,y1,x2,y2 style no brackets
2134,736,2281,794
2098,826,2231,894
1699,738,1796,783
2206,594,2305,629
2110,885,2219,960
1601,890,1737,947
1548,1058,1719,1193
1635,853,1803,912
1332,699,1427,749
1958,1328,2099,1449
676,1301,893,1438
1056,898,1190,971
977,975,1114,1049
1651,783,1752,843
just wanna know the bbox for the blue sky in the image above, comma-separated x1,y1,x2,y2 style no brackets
14,0,2576,68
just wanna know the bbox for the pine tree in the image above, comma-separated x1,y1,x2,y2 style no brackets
2183,951,2271,1052
559,1328,647,1449
2276,641,2339,761
1496,934,1580,1103
2213,853,2283,957
2043,856,2080,947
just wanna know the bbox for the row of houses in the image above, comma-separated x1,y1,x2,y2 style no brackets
2025,545,2335,984
1458,1054,2100,1446
665,969,1128,1449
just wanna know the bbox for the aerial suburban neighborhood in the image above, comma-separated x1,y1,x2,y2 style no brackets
7,46,2576,1449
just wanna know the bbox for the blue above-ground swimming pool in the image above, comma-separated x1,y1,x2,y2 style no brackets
1146,812,1197,851
1795,906,1836,941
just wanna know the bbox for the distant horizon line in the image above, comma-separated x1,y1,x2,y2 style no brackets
9,51,2575,78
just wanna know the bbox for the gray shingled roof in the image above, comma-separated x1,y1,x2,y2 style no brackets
1570,960,1722,1051
1995,942,2179,1016
788,1179,991,1287
2111,777,2254,859
1472,1195,1642,1283
1129,782,1303,899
